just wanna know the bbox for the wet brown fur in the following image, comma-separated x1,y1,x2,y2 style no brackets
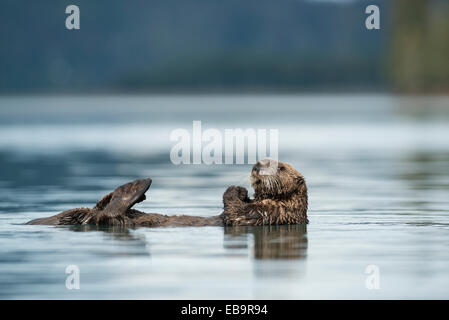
26,160,308,227
221,159,308,226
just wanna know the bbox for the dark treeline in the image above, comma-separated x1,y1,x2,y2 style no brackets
390,0,449,93
0,0,447,93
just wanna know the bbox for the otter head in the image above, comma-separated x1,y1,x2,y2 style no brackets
250,159,305,198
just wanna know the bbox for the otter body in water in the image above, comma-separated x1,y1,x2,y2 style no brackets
26,160,308,227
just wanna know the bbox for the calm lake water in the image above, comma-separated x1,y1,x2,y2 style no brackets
0,95,448,299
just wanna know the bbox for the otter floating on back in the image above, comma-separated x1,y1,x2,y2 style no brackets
26,159,308,227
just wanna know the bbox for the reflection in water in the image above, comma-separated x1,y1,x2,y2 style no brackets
399,151,449,190
396,96,449,121
68,224,150,243
66,224,151,257
68,224,133,236
224,224,308,260
67,223,308,262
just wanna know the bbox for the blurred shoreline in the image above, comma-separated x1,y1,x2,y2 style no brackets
0,91,448,98
1,1,448,95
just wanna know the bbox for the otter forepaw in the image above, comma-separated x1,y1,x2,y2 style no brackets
223,186,249,203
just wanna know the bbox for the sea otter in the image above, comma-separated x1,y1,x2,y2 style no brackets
26,159,308,227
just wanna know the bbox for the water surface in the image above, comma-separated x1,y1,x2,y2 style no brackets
0,95,448,299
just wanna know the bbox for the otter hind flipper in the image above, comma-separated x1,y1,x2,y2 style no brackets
26,178,152,226
96,178,152,219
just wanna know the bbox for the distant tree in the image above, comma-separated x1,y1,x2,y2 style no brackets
389,0,449,93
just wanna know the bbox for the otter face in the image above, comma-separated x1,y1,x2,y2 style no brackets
250,159,304,198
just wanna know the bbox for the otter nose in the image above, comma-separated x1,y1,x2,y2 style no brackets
254,159,271,175
256,159,270,168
